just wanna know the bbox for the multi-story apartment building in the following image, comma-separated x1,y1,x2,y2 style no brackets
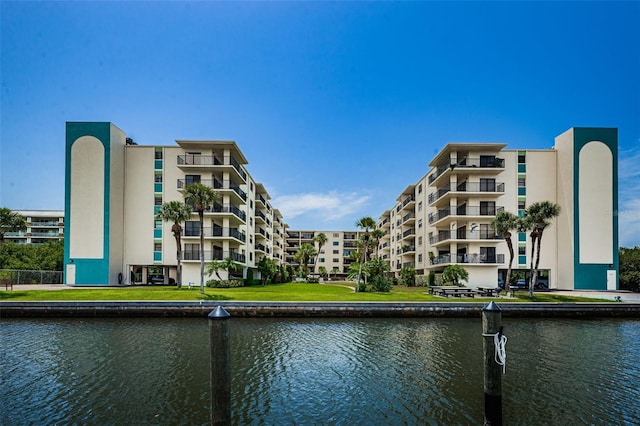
4,210,65,245
378,127,619,291
285,230,364,278
63,122,286,285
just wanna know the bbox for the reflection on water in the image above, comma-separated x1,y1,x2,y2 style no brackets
1,317,639,425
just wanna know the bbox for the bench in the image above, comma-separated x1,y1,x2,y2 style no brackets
438,286,476,298
476,286,501,297
1,278,14,291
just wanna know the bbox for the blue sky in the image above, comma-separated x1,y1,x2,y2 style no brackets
1,1,639,246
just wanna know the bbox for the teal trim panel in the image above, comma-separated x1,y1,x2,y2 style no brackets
64,122,112,285
572,128,618,290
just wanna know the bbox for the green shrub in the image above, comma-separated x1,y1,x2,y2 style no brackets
307,277,319,283
206,279,244,288
399,266,416,286
370,275,391,292
428,271,436,287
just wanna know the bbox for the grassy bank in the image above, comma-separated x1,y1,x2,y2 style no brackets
0,282,607,303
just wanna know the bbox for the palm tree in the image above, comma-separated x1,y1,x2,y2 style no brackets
524,201,561,298
312,232,327,274
370,229,385,258
182,182,220,294
294,242,317,277
354,216,376,291
0,208,27,246
156,201,192,288
491,211,520,293
206,256,240,281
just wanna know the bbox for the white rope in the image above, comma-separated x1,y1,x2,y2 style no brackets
483,332,507,374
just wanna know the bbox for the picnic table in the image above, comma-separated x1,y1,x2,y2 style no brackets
431,285,476,298
476,286,501,297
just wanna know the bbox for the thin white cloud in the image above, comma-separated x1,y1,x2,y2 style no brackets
273,191,371,224
618,144,640,182
618,144,640,247
619,198,640,248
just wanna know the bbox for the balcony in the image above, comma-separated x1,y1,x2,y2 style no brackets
31,231,60,238
428,182,505,205
177,155,247,181
401,229,415,239
430,253,505,266
256,194,267,206
255,210,267,223
402,245,415,254
396,261,415,269
402,212,415,224
31,221,61,227
428,206,504,225
183,250,246,263
429,230,500,246
401,195,415,209
255,243,266,253
177,179,247,202
206,204,247,222
428,157,505,185
183,227,246,242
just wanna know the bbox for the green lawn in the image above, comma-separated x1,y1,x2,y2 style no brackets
0,282,608,302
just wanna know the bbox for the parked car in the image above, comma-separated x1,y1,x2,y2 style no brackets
512,279,528,290
535,278,549,290
148,275,165,285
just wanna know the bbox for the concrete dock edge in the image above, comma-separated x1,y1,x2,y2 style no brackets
1,301,639,318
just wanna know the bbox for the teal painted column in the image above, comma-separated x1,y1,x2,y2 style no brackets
572,128,618,290
64,122,113,285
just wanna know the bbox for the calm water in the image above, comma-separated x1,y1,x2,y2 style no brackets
1,317,639,425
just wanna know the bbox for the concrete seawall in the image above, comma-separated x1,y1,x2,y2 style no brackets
1,301,639,318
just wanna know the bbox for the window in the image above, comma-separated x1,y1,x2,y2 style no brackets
155,150,163,159
519,246,526,255
418,254,423,263
333,241,339,246
154,174,163,183
418,219,423,228
185,243,199,259
185,175,200,184
480,201,496,215
154,197,162,206
418,236,423,246
154,243,162,251
154,220,162,229
319,258,325,263
250,200,253,208
480,178,496,192
333,249,339,254
418,184,422,193
518,178,526,187
333,258,340,263
518,200,526,210
250,182,254,191
185,221,199,236
333,233,339,238
480,246,496,263
418,201,423,212
518,154,526,164
480,155,496,167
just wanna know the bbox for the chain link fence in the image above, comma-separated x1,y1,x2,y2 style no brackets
0,269,63,285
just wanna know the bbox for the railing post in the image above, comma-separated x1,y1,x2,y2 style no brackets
482,301,503,426
209,306,231,426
